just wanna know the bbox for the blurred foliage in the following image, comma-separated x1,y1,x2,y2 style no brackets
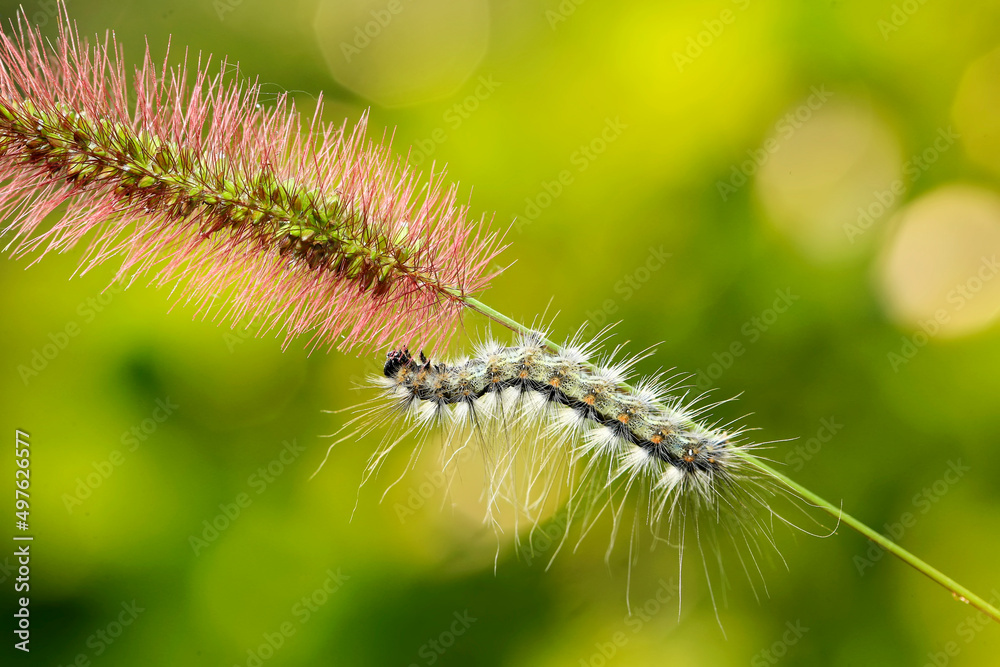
2,0,1000,665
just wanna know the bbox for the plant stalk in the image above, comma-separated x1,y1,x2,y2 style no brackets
461,296,1000,624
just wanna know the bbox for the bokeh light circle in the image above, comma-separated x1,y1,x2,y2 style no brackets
313,0,490,108
755,94,902,260
952,45,1000,177
878,184,1000,338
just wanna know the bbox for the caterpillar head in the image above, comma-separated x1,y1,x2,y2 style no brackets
383,349,429,378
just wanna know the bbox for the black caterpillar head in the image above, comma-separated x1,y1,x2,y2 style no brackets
383,349,430,377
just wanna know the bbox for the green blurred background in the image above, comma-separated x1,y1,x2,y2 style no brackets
2,0,1000,664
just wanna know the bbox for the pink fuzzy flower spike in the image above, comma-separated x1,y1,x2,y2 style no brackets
0,3,506,352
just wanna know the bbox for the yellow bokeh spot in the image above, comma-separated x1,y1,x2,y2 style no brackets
755,94,902,260
878,184,1000,338
313,0,490,107
952,45,1000,177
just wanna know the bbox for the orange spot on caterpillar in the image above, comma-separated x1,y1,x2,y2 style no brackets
549,377,561,387
583,394,595,406
519,370,529,379
650,434,663,445
617,413,629,424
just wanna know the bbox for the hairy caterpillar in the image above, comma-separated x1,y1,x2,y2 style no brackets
331,328,801,607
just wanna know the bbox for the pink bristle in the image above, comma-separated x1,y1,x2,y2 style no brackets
0,3,506,352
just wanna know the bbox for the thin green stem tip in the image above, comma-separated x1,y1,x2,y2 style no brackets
460,296,1000,625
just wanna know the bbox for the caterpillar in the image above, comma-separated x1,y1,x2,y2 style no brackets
330,327,802,605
